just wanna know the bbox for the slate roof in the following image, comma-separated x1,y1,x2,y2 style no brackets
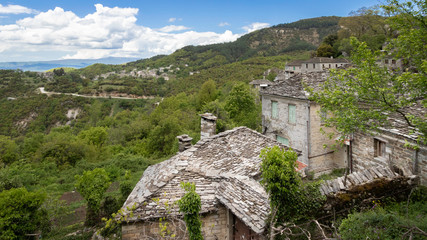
122,126,305,234
260,71,329,100
302,57,350,64
249,79,272,85
286,58,349,67
379,104,426,141
286,59,305,66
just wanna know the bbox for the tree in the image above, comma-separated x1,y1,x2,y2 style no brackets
75,168,111,226
260,146,300,225
0,135,18,167
178,182,202,240
316,43,335,57
196,79,217,109
260,146,326,239
78,126,108,147
309,0,426,144
0,188,49,239
225,82,261,130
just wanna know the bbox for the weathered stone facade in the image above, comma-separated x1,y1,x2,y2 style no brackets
261,71,347,176
352,131,427,185
122,205,230,240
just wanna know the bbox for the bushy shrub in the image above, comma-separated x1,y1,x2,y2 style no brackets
339,196,427,240
0,188,50,239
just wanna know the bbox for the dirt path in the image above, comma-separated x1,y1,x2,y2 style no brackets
38,87,154,100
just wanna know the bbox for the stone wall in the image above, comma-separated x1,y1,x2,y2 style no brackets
308,104,347,175
261,96,347,175
352,131,427,185
262,95,309,164
122,205,229,240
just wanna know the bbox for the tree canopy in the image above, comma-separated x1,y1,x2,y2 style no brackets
310,0,426,144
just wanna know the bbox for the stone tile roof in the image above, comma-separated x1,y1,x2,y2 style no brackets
302,57,350,64
286,59,305,66
320,166,418,196
379,104,426,141
249,79,272,85
260,71,329,100
320,166,398,195
122,127,304,234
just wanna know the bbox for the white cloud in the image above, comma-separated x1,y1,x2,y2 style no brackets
168,17,182,23
0,4,240,61
219,22,230,27
158,25,190,33
0,4,38,14
242,22,270,33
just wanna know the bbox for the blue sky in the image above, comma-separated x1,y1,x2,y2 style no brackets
0,0,380,62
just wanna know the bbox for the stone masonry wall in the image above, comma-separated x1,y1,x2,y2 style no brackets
262,95,309,164
309,104,347,175
122,205,229,240
352,131,427,185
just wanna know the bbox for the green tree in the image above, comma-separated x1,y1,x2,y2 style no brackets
316,43,335,57
196,79,217,109
225,83,261,130
75,168,111,226
0,135,18,167
260,146,300,224
78,126,108,147
309,0,427,144
178,182,202,240
0,188,49,239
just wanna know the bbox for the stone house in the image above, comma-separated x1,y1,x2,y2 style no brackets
260,70,426,184
351,110,427,185
260,71,348,176
284,58,350,79
120,114,306,239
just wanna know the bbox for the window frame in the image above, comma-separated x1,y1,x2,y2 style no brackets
276,135,289,146
288,104,296,124
374,138,386,158
271,101,278,119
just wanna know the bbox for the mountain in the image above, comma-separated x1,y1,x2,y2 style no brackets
0,57,139,72
123,16,341,71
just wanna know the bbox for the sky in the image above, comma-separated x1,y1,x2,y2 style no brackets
0,0,381,62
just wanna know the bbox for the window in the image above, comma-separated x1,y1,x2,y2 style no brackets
374,139,386,157
385,59,389,64
306,64,308,68
313,63,315,69
276,135,289,146
392,59,396,64
288,104,296,124
271,101,278,119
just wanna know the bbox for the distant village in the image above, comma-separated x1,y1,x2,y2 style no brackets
119,57,426,239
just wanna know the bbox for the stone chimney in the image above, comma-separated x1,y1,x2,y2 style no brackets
176,134,193,152
200,113,217,139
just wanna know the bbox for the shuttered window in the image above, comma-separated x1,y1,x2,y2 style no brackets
276,135,289,146
288,104,296,124
271,101,278,119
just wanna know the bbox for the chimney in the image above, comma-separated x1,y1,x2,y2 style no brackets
200,113,217,139
177,134,193,152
